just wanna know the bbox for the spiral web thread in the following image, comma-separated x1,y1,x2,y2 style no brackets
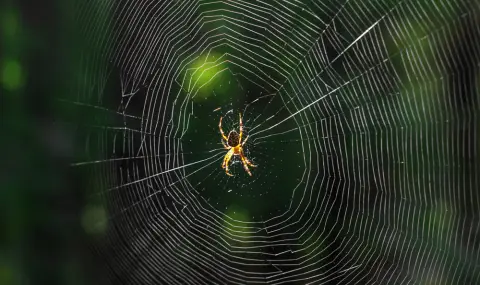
68,0,479,284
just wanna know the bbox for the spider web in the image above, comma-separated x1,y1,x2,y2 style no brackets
67,0,479,284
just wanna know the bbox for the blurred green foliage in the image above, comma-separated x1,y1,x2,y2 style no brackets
1,1,101,284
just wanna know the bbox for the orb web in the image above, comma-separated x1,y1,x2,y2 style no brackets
67,0,479,284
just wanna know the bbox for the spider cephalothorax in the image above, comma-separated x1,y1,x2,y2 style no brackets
219,113,256,176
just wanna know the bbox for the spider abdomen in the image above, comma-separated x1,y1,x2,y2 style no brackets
227,131,240,147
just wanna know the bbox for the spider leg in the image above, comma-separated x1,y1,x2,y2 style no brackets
222,148,234,176
219,116,228,141
222,140,230,150
240,154,253,176
241,149,256,167
238,112,243,143
241,135,249,146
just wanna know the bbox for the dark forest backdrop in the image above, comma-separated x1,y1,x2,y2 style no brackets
1,0,479,284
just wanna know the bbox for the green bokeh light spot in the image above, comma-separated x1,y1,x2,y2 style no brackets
186,53,229,101
223,205,251,242
81,204,107,236
1,59,23,91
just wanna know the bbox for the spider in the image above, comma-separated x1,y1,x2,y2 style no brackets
219,113,256,176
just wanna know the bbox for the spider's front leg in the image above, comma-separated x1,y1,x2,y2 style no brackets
241,135,249,146
238,112,243,143
222,140,230,149
219,116,228,141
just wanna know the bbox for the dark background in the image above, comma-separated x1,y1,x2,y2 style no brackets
1,0,479,284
